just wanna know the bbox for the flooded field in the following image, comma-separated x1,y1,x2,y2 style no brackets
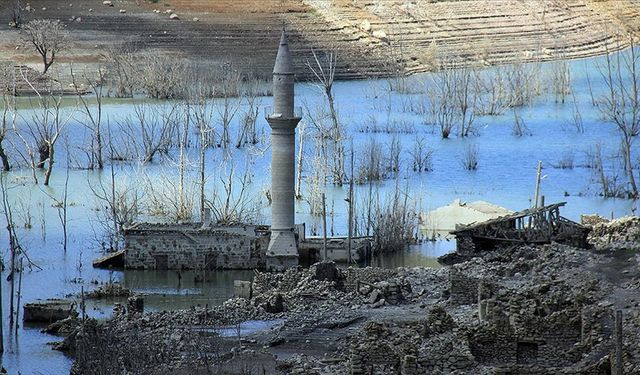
1,50,639,373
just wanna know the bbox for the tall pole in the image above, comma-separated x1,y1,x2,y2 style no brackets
0,252,3,353
533,160,542,209
15,257,22,335
322,193,327,261
614,310,623,375
347,148,354,263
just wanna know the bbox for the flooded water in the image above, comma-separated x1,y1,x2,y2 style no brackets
2,50,640,373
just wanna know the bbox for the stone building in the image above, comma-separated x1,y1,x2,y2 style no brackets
123,223,270,270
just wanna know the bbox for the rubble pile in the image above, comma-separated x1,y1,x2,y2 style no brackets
58,216,640,374
588,216,640,249
85,282,131,299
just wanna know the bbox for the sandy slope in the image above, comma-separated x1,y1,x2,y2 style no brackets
0,0,638,80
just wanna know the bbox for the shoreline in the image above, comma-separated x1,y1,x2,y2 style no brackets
0,0,638,83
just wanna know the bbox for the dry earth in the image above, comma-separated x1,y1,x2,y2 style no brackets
0,0,639,80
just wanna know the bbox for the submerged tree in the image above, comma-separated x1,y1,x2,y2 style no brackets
0,89,14,171
427,58,478,138
72,66,106,169
599,35,640,198
16,74,70,185
307,49,346,184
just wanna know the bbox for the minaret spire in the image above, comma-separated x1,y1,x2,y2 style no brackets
266,28,301,271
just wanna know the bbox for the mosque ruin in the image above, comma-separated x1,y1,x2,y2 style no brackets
96,30,371,272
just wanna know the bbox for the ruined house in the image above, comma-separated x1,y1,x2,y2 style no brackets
451,202,590,255
123,223,272,270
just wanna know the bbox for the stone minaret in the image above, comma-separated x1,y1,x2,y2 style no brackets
266,29,301,271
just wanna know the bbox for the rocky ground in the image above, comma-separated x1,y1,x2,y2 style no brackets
48,215,640,374
1,0,639,82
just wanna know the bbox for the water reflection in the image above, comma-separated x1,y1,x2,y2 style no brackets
121,269,255,310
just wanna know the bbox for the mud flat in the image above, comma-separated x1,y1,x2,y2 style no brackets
49,215,640,374
0,0,639,81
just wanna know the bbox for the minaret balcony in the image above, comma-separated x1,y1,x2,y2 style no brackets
264,106,303,120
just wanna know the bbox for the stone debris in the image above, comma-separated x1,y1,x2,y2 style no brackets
54,219,640,374
588,216,640,250
85,282,130,299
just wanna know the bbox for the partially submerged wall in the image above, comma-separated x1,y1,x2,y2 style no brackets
124,223,269,270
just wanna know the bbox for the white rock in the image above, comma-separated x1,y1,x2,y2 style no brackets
103,0,113,6
165,9,172,14
372,30,387,40
192,17,199,22
169,13,179,20
119,9,126,13
360,19,371,32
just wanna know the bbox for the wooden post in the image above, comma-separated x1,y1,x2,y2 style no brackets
322,192,327,261
0,249,3,353
348,182,353,264
614,310,623,375
81,286,86,322
347,147,354,263
533,161,542,208
15,257,23,335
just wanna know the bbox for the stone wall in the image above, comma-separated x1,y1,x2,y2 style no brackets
124,224,269,270
449,269,481,305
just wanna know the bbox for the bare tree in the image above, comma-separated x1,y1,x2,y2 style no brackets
598,35,640,198
214,65,242,149
355,137,386,184
0,89,14,171
10,0,23,28
72,66,105,169
474,65,509,116
208,159,261,225
17,75,70,185
1,173,21,331
409,138,434,172
511,108,531,137
191,86,215,220
137,54,189,99
118,102,178,164
370,180,417,253
551,58,571,104
22,19,67,74
90,159,142,252
426,59,479,138
307,49,345,184
105,48,136,98
461,143,479,171
236,77,262,148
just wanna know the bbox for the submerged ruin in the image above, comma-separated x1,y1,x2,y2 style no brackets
106,30,372,272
